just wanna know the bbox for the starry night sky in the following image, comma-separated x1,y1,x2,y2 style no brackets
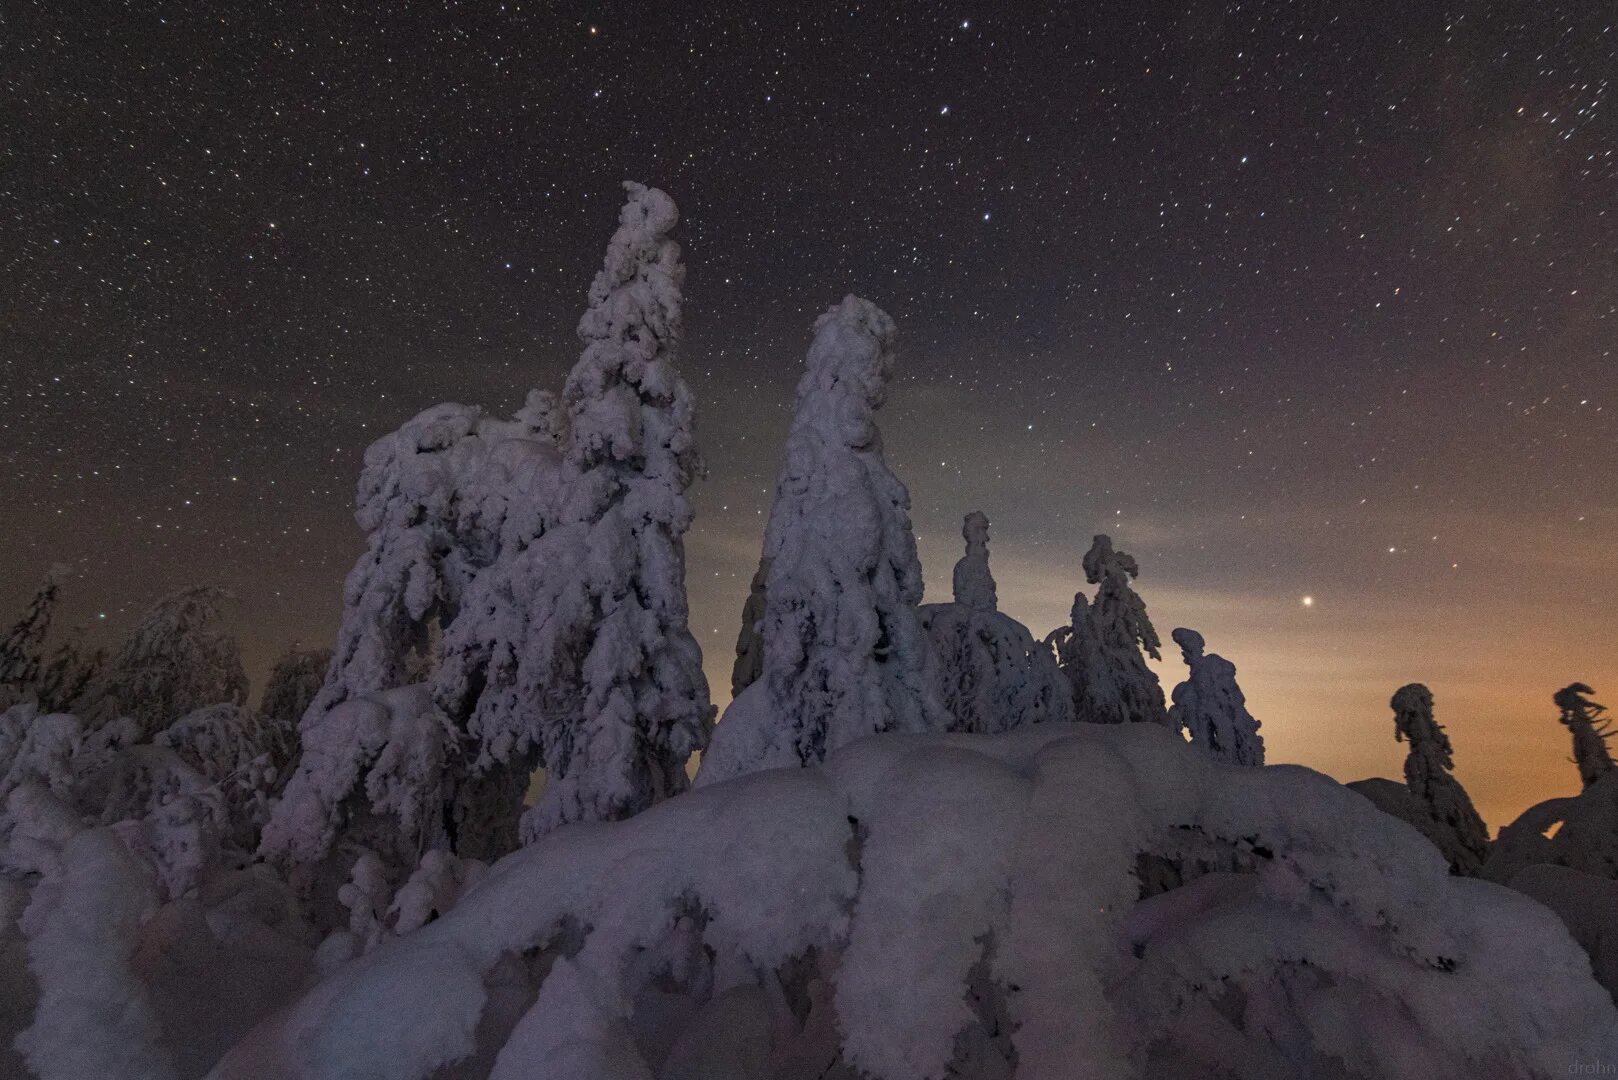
3,2,1614,826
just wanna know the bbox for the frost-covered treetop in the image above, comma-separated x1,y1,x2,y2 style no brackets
1392,682,1451,764
563,181,698,494
1172,626,1205,664
1556,681,1614,789
1083,533,1161,662
952,511,997,612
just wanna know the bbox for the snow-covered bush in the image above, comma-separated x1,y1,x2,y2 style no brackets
920,512,1072,733
75,585,249,740
1167,627,1263,765
210,724,1618,1080
701,296,942,786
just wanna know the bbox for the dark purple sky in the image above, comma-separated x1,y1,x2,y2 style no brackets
3,1,1614,825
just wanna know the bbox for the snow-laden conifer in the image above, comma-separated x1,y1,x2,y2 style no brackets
76,586,248,739
1557,682,1614,789
436,182,712,838
921,513,1071,733
701,295,942,784
1391,682,1489,875
1168,627,1264,765
0,566,66,705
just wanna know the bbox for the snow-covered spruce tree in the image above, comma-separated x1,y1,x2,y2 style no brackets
1557,682,1614,789
1044,591,1119,723
1391,683,1489,875
306,400,539,721
75,585,248,740
921,512,1073,733
1082,534,1169,725
266,393,566,873
33,627,100,714
699,295,944,784
729,557,770,698
260,643,334,725
1167,627,1264,765
0,565,66,705
436,182,712,839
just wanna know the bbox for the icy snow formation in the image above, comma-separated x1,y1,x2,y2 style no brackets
701,296,943,785
1167,628,1264,766
1485,767,1618,885
920,513,1072,734
211,724,1617,1080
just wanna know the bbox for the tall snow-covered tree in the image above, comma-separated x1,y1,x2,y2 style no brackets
1167,627,1264,765
1557,682,1614,789
260,644,334,725
76,586,248,739
700,295,944,786
1391,682,1489,875
0,566,66,704
437,182,713,839
921,512,1072,733
729,558,770,698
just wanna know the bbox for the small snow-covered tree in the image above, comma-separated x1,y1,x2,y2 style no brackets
260,644,333,725
1557,682,1613,789
1082,534,1168,726
729,558,770,698
34,628,100,714
701,295,943,784
921,513,1072,733
1047,535,1167,726
435,182,713,840
0,566,66,704
1391,683,1489,875
1045,592,1119,723
76,586,248,740
1167,627,1263,765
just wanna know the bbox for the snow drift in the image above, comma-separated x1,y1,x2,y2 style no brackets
209,723,1617,1080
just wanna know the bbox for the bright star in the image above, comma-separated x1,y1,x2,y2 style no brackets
1301,596,1314,608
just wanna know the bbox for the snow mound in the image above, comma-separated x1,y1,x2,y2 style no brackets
211,724,1618,1080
